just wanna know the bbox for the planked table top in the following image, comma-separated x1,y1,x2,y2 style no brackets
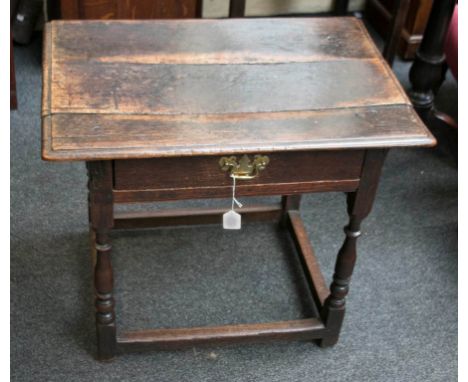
41,18,435,161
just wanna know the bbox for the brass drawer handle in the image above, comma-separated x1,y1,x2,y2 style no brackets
219,154,270,180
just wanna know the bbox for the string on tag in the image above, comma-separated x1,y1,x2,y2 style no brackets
223,175,242,229
231,175,243,210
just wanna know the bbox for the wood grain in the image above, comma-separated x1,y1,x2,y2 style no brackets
111,150,363,201
43,105,433,160
47,61,405,115
42,18,435,161
117,318,326,350
48,18,378,64
45,14,437,359
112,180,360,203
113,204,283,229
113,151,364,190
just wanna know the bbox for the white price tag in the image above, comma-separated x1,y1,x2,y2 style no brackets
223,210,241,230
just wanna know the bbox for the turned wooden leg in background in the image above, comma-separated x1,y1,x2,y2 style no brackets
408,0,456,122
320,150,387,347
87,161,116,360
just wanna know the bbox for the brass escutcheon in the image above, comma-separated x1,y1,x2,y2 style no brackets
219,154,270,180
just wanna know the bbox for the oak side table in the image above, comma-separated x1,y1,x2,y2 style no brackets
42,18,435,360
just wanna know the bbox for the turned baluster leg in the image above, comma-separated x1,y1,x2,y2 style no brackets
94,231,115,359
87,161,116,360
319,193,362,347
320,150,387,347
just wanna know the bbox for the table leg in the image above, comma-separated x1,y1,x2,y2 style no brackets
281,195,302,226
408,0,456,121
281,195,301,211
87,161,116,360
334,0,349,15
229,0,246,17
320,150,387,347
94,231,115,360
319,192,362,347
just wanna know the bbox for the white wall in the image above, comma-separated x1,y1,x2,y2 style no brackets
203,0,365,18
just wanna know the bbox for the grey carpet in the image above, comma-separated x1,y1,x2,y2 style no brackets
11,24,457,381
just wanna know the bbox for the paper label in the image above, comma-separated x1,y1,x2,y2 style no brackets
223,210,241,230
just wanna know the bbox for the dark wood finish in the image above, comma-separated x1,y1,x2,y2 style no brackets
320,149,388,347
118,319,326,351
113,204,283,229
408,0,456,122
229,0,245,17
58,0,200,19
57,0,80,19
113,151,365,197
433,109,457,130
281,195,302,225
281,195,301,212
10,34,17,110
334,0,350,15
286,210,329,312
42,17,436,359
113,180,361,203
366,0,433,60
87,161,116,360
333,0,420,64
43,106,431,161
382,0,411,66
55,0,427,67
41,19,434,161
195,0,203,18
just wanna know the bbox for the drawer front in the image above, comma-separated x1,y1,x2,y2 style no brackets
113,151,364,202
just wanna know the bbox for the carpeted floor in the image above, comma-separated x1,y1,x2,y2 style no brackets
11,22,457,382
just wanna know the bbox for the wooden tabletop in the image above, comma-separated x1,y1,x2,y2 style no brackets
42,18,435,161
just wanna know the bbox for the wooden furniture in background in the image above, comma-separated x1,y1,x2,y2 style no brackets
381,0,411,66
366,0,433,59
58,0,202,19
408,0,456,160
57,0,358,19
42,17,434,360
409,0,456,125
444,4,457,81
